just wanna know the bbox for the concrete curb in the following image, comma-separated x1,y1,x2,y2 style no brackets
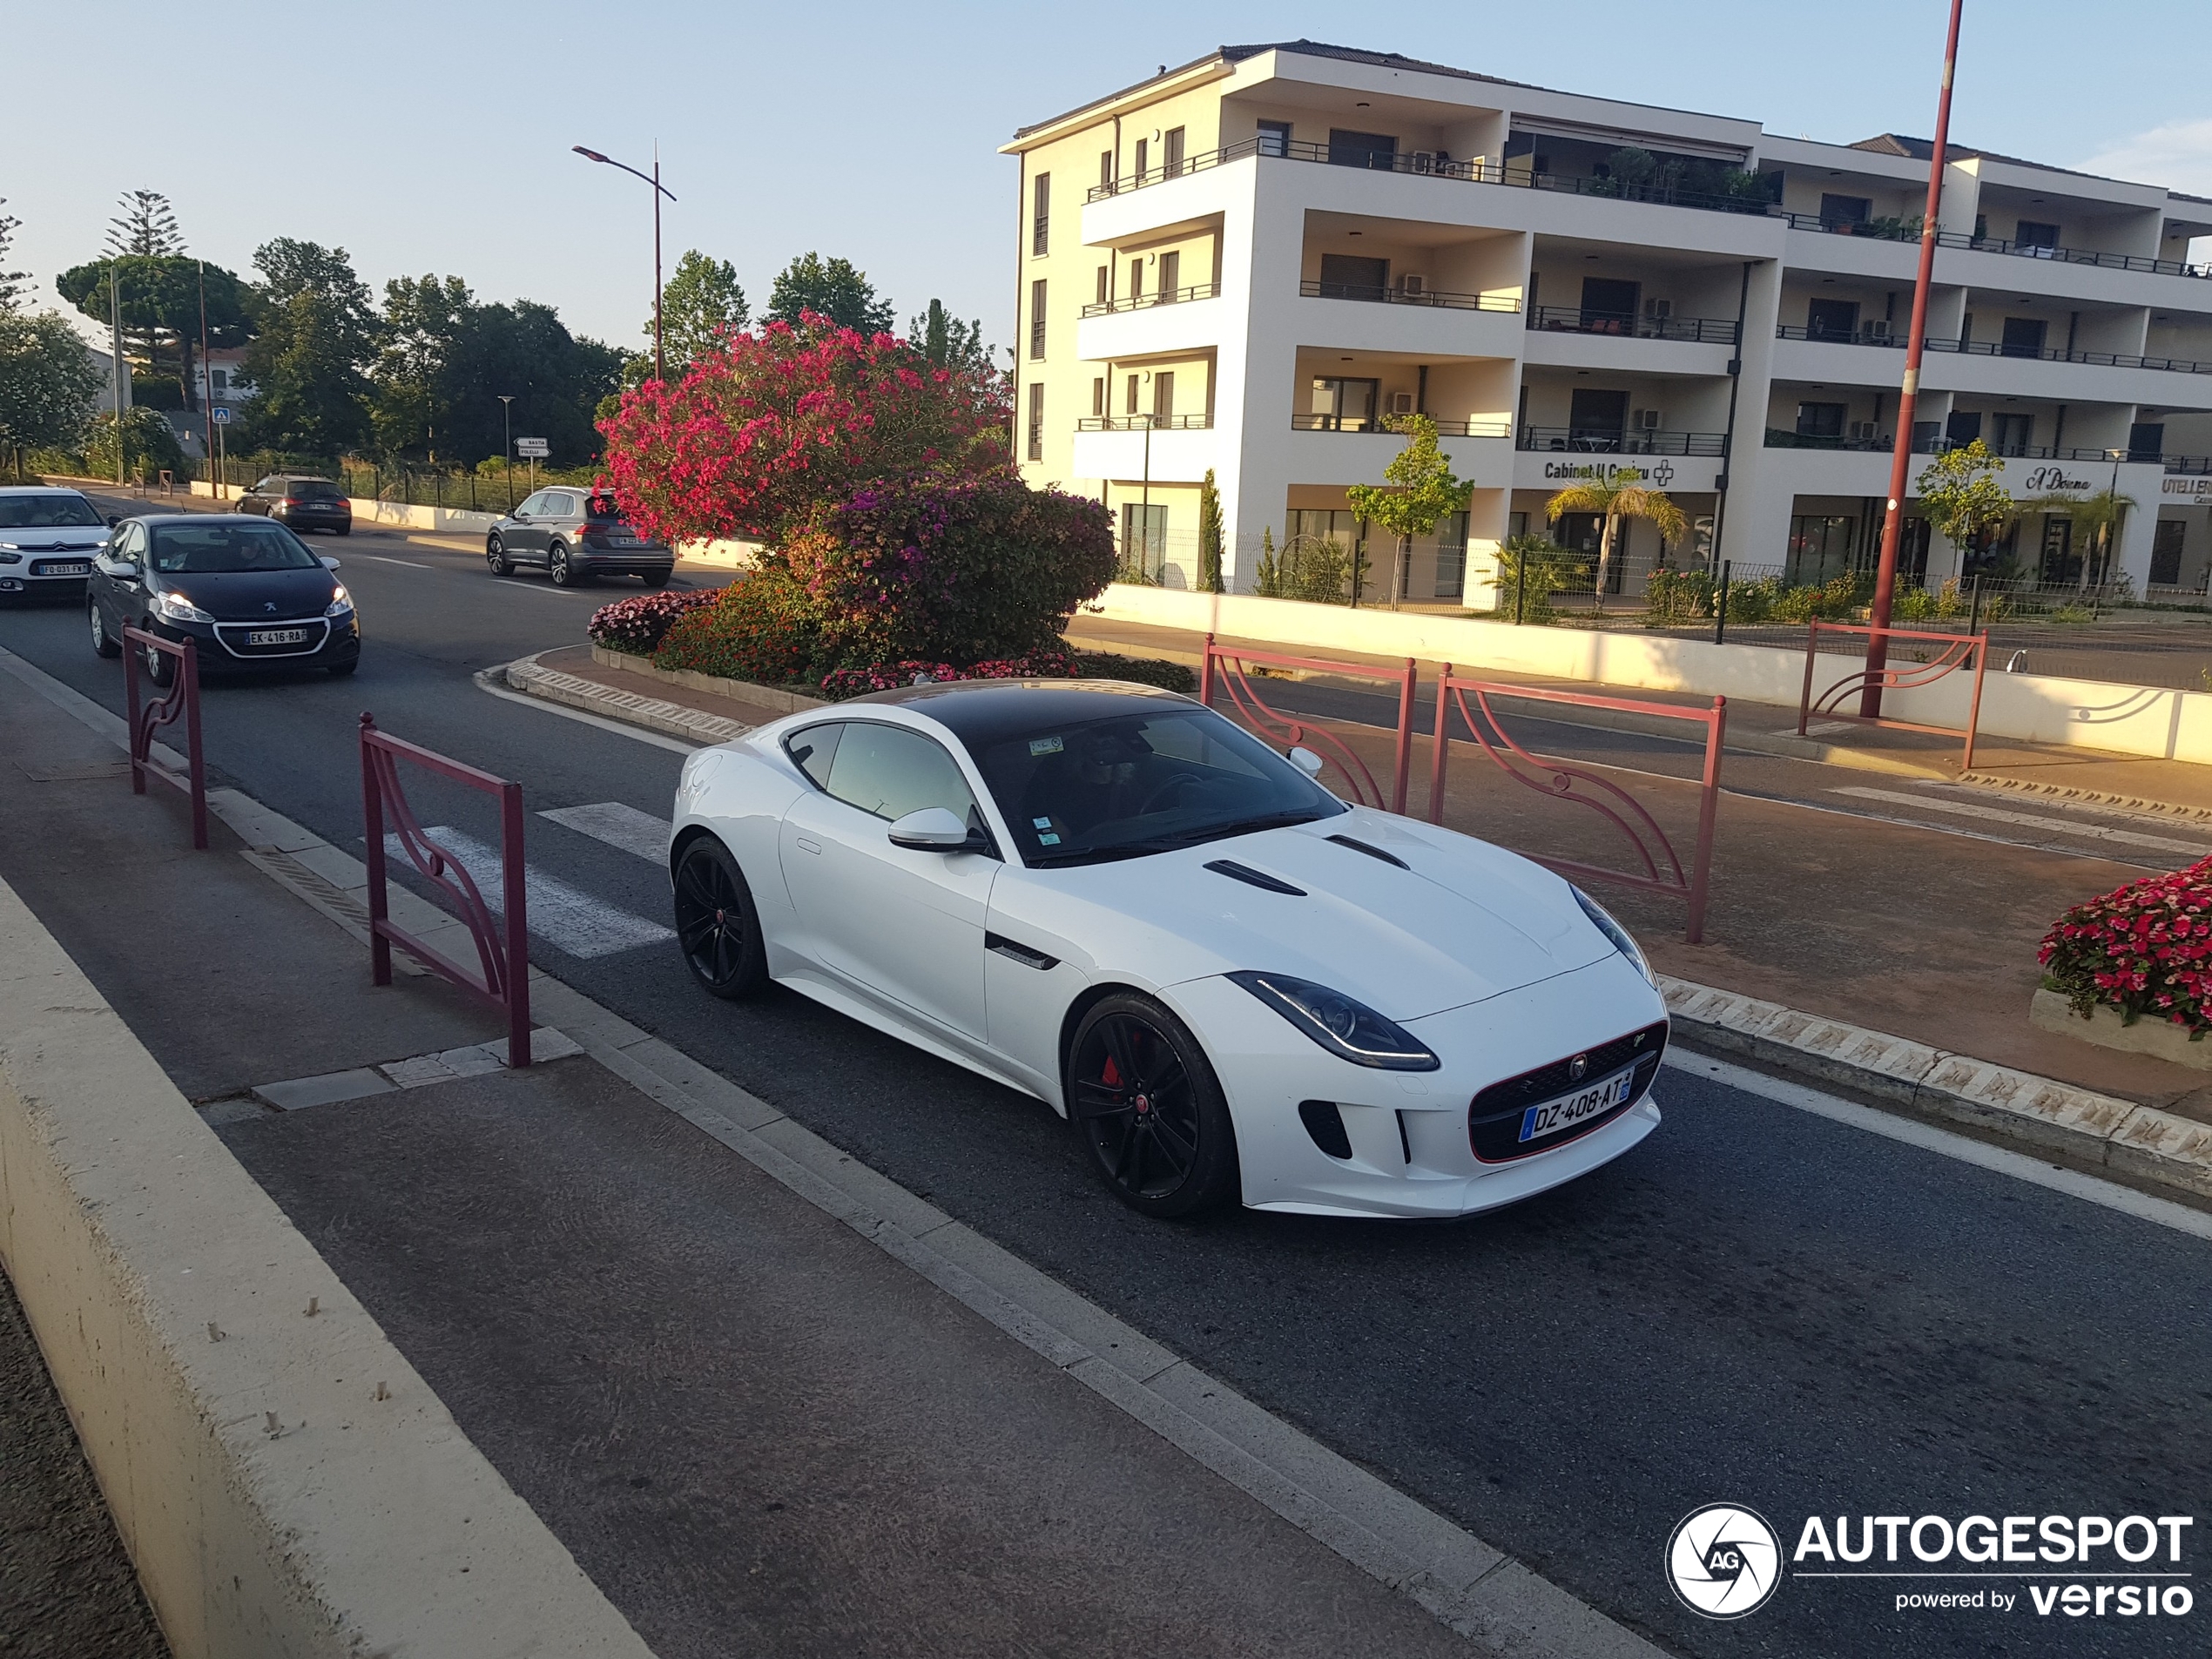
1660,975,2212,1199
586,644,829,714
505,653,754,745
0,877,654,1659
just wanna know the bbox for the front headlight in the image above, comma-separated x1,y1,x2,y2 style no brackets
1227,971,1440,1071
326,584,353,616
1573,886,1657,988
152,590,215,624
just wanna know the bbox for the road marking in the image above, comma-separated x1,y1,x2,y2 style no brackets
1946,781,2212,831
1831,786,2212,856
382,827,672,958
1665,1050,2212,1244
539,802,670,864
354,553,434,570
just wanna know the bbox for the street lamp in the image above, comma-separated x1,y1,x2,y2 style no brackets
498,395,516,511
573,143,678,384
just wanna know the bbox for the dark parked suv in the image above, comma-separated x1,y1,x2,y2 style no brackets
239,475,353,535
486,487,672,587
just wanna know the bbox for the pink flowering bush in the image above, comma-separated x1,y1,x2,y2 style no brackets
2040,860,2212,1034
586,587,721,656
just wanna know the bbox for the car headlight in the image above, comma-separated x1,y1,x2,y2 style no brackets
326,584,353,616
152,590,215,624
1573,886,1656,988
1227,971,1440,1071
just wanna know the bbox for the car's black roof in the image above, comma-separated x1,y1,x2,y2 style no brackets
834,678,1196,747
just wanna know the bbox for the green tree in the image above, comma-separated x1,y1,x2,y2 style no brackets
1345,415,1475,609
435,299,623,468
0,200,28,314
104,190,183,258
657,249,748,371
1542,475,1687,613
906,299,991,374
236,239,377,455
85,406,185,482
1197,468,1225,592
2020,485,2135,593
1914,440,2018,570
0,311,105,478
767,252,894,334
57,255,253,411
370,273,473,460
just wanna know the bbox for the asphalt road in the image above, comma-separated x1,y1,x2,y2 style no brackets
3,500,2209,1658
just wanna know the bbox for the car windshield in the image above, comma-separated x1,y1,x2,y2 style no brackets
148,522,322,574
0,494,102,529
287,480,344,500
968,706,1345,867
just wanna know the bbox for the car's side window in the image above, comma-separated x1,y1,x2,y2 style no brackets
784,723,843,789
121,523,147,562
515,492,545,516
823,723,977,823
544,492,576,518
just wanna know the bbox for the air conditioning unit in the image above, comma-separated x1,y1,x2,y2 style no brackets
1399,273,1428,296
1642,298,1674,321
1389,391,1418,415
1850,420,1879,441
1864,318,1894,342
1411,151,1439,173
1633,408,1662,431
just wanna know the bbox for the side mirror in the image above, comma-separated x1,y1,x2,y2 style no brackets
1287,746,1326,779
105,514,120,528
320,556,341,570
511,512,530,523
97,556,138,579
887,806,981,852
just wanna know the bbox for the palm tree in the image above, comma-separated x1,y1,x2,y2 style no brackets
1543,481,1688,612
2021,487,2135,594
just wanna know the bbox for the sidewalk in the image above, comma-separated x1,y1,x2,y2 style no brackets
0,662,1627,1656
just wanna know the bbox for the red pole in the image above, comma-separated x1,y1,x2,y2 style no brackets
1391,657,1415,815
1864,0,1965,718
361,715,392,988
1961,631,1988,772
1427,664,1453,824
1798,621,1820,736
502,779,531,1068
1199,631,1216,707
125,631,145,793
1685,697,1726,945
181,641,206,850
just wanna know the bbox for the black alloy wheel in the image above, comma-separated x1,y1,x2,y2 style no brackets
672,837,768,999
640,569,671,589
89,599,120,658
549,543,585,587
486,534,513,577
1067,994,1238,1217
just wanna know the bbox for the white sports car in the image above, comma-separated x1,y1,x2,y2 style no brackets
667,679,1667,1220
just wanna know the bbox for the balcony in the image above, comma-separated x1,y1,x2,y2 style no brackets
1077,415,1212,431
1763,429,2147,461
1079,281,1221,319
1775,323,2212,376
1296,279,1518,314
1527,305,1738,345
1292,414,1510,438
1518,426,1728,456
1775,212,2212,280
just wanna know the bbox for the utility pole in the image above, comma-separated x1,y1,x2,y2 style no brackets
197,260,216,497
109,269,126,486
499,395,516,512
1863,0,1965,718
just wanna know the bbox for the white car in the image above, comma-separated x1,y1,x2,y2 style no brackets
668,680,1667,1219
0,486,112,602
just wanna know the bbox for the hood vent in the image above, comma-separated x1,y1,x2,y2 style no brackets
1326,833,1409,869
1204,859,1306,896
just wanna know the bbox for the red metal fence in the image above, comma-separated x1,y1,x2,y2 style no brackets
1799,620,1989,771
1426,671,1727,944
122,626,206,849
359,713,533,1066
1199,633,1418,813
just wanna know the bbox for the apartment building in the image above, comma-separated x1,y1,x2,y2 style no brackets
1003,41,2212,604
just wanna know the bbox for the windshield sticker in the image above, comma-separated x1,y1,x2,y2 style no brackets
1038,832,1062,846
1028,736,1064,756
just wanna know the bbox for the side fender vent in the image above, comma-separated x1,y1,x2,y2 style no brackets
1298,1099,1353,1160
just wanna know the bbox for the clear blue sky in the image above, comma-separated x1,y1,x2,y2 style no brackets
10,1,2209,358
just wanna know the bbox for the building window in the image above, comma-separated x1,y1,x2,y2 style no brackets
1026,383,1044,462
1164,126,1186,177
1158,250,1180,300
1028,279,1046,360
1128,258,1144,300
210,368,228,392
1091,377,1105,417
1805,298,1860,340
1786,516,1858,586
2016,219,2060,249
1795,401,1846,439
1818,193,1871,228
1100,150,1115,189
1120,502,1167,578
2151,519,2187,587
1434,512,1468,600
1153,371,1175,421
1258,119,1291,158
1096,265,1109,305
1125,374,1139,415
1309,376,1380,431
1032,172,1050,257
1134,137,1148,179
1989,411,2033,456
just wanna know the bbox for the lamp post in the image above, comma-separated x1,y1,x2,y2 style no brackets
498,395,516,511
109,268,126,486
573,143,678,384
1862,0,1966,718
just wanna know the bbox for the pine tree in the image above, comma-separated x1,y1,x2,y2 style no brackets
105,190,184,258
0,201,28,313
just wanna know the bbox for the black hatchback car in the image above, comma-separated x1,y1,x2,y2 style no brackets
486,486,672,587
239,475,353,535
88,515,360,682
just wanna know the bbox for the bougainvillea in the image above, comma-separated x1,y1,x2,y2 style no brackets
598,315,1008,548
2040,859,2212,1033
585,587,722,656
783,471,1115,666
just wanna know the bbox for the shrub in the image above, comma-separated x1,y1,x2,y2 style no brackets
85,407,184,478
1643,567,1712,624
2040,859,2212,1034
1072,650,1196,693
653,569,825,686
1497,536,1578,624
785,471,1115,665
1772,573,1864,624
1717,574,1778,624
819,650,1080,698
586,586,720,656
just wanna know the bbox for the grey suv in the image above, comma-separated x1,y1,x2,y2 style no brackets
238,475,353,535
486,488,672,587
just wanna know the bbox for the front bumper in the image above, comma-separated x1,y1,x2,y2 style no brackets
141,610,361,671
1165,953,1669,1218
0,554,102,596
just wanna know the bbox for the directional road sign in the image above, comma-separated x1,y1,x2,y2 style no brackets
515,437,550,458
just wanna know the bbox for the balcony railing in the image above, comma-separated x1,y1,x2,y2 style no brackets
1518,426,1728,455
1079,281,1222,318
1774,211,2212,280
1776,322,2212,374
1076,415,1212,431
1297,279,1520,314
1292,414,1511,437
1080,138,2212,281
1527,305,1739,345
1763,430,2167,462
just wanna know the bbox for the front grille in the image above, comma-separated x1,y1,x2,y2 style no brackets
1468,1020,1668,1163
212,617,332,658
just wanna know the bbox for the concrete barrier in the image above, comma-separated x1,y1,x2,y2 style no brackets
0,874,652,1659
1092,584,2212,765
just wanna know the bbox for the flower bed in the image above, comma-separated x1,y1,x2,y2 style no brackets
586,587,722,656
2039,859,2212,1036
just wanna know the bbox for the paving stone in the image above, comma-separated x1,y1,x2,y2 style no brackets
253,1068,397,1110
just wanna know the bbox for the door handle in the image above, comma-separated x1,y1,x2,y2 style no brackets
796,836,822,854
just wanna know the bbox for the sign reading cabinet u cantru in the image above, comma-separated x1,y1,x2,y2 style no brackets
515,437,550,458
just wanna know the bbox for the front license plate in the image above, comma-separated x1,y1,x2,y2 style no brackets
1518,1067,1636,1143
248,627,310,645
41,562,91,576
